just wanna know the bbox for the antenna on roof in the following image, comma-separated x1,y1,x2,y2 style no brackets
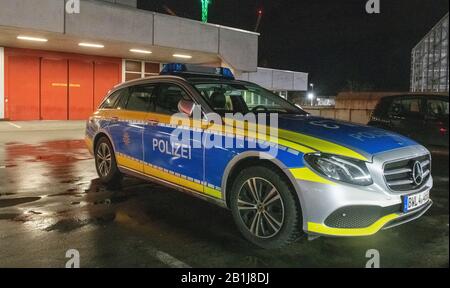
255,9,263,32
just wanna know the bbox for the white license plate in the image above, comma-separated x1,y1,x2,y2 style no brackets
403,191,430,213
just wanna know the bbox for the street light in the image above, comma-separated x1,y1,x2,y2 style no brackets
308,83,315,106
307,92,315,106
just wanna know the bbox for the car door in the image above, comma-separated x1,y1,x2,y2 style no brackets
424,97,449,147
143,83,205,194
387,96,426,144
107,84,156,173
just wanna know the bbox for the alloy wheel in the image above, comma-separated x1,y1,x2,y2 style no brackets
96,142,112,177
237,177,285,239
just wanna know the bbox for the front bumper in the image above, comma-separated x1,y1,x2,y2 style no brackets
294,171,433,237
291,147,433,237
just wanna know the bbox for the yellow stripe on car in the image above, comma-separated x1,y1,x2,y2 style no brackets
307,213,400,236
116,154,143,172
290,167,336,185
85,136,94,154
115,153,222,199
98,110,366,162
279,129,368,161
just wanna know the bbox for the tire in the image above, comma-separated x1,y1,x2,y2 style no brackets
230,166,303,249
95,136,122,186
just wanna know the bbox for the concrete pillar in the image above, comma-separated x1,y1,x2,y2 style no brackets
0,47,4,119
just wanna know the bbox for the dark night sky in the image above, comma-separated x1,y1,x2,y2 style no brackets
137,0,449,95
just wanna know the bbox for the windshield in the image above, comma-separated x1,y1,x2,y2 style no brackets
191,81,307,115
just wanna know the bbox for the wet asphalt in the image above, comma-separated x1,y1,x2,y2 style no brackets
0,121,448,268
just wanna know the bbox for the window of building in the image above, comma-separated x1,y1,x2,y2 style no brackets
123,60,161,82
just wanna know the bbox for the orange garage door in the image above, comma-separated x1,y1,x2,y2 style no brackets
41,58,68,120
6,55,40,120
69,60,94,120
94,61,121,108
5,48,121,120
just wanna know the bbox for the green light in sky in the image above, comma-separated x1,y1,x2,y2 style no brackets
201,0,211,23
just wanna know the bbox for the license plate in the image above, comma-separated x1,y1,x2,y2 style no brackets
403,191,430,213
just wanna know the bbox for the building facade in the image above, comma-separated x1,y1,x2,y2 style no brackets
0,0,308,121
411,13,449,93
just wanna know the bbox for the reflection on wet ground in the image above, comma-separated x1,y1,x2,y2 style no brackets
0,139,448,268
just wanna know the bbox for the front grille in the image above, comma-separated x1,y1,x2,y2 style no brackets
383,154,431,192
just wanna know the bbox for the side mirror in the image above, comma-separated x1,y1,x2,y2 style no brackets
178,99,195,117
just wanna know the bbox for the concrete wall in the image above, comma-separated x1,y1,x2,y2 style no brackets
303,107,373,125
238,67,309,91
66,0,153,45
0,0,64,33
67,1,258,71
98,0,137,7
219,27,258,72
335,92,404,110
0,0,259,72
154,14,218,54
0,47,3,119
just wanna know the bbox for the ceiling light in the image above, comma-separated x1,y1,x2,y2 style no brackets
130,49,152,54
173,54,192,59
78,42,104,48
17,36,48,42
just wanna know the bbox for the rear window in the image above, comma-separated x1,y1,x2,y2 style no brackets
100,89,123,109
426,98,449,120
125,85,156,112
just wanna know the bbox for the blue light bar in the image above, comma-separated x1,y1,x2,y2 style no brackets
160,63,235,79
218,67,235,79
161,63,186,74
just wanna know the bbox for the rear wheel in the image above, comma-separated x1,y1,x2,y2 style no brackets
230,166,303,249
95,137,122,186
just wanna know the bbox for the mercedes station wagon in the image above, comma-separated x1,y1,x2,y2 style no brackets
85,64,433,248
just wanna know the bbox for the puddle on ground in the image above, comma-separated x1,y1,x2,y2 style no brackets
44,214,116,233
0,197,41,208
0,213,22,220
4,140,92,167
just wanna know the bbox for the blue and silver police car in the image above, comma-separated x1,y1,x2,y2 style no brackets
86,64,433,248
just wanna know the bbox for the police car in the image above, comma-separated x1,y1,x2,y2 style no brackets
85,64,433,248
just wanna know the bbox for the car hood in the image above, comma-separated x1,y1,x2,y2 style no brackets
276,114,418,161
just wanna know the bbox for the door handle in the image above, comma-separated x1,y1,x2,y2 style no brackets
147,119,159,126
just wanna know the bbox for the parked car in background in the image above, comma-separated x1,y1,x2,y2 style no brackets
369,94,449,147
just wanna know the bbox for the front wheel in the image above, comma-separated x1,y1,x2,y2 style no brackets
230,166,303,249
95,137,122,186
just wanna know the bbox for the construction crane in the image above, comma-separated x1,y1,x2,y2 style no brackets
201,0,212,23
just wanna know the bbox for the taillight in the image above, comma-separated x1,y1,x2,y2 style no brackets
439,127,447,136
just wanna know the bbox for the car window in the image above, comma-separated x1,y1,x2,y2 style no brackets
426,99,449,120
100,89,123,109
389,97,423,118
193,82,305,115
125,85,156,112
152,84,189,115
115,88,130,110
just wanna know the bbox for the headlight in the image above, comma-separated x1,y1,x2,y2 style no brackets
304,153,373,186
